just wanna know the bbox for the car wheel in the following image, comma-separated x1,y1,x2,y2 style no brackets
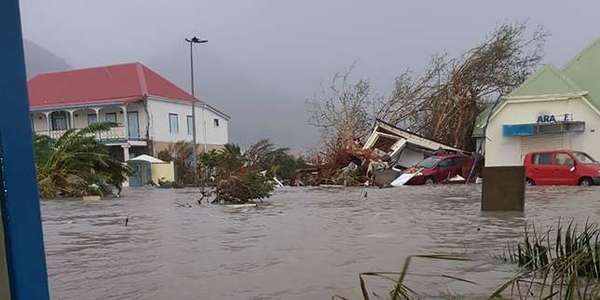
580,178,593,187
526,178,535,186
424,177,435,185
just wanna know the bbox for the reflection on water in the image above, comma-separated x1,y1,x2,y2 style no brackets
41,185,600,299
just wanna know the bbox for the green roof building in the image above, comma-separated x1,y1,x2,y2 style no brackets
477,37,600,168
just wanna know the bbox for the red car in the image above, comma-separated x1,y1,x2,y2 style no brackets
405,154,474,185
524,150,600,186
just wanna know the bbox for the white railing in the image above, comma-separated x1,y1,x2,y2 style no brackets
35,126,139,142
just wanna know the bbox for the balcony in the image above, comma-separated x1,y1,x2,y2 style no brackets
35,125,146,145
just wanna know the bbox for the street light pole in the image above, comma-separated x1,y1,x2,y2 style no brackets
185,36,208,189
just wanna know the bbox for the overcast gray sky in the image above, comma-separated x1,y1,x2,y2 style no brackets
19,0,600,150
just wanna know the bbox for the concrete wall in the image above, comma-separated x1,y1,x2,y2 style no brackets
396,148,426,168
146,97,229,146
31,112,48,132
151,162,175,184
151,141,224,156
485,97,600,166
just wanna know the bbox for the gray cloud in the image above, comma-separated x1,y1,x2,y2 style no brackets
19,0,600,150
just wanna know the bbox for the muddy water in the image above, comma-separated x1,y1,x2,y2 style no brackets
41,186,600,299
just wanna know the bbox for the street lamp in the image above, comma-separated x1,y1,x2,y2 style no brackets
185,36,208,189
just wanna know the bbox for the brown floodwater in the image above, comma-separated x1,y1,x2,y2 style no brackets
41,185,600,299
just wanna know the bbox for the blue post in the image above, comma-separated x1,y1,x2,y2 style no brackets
0,0,50,299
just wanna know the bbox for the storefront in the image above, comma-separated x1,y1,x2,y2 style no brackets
475,38,600,167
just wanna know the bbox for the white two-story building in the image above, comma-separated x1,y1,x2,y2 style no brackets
28,62,229,160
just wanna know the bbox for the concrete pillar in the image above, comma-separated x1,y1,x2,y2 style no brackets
93,108,101,123
66,110,75,129
481,166,525,211
201,105,208,153
122,144,130,161
43,111,51,136
121,105,129,139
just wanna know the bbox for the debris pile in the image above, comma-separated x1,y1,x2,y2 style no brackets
297,120,480,187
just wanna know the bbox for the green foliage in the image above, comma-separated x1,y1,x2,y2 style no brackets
208,142,274,204
238,139,305,184
34,122,131,198
495,220,600,299
156,149,173,162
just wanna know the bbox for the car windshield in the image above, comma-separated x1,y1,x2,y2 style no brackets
417,157,440,168
573,152,598,164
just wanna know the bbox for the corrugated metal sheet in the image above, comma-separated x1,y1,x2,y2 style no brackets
520,134,565,159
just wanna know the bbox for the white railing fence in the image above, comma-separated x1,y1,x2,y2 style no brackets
35,126,133,142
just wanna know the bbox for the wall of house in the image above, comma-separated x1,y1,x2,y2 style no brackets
31,112,48,132
485,97,600,166
146,97,229,149
151,162,175,185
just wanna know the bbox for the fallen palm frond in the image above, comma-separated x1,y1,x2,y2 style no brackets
493,220,600,299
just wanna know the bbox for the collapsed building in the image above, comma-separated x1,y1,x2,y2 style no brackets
362,119,471,186
363,120,463,168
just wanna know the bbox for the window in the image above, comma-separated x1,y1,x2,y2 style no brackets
169,113,179,134
574,152,597,164
187,115,193,135
104,112,117,123
533,153,553,165
213,118,220,127
418,157,440,169
452,157,467,166
87,114,97,125
438,159,452,168
555,153,575,166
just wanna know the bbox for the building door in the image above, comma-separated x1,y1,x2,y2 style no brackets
521,134,564,161
87,114,97,125
50,112,68,130
127,111,140,139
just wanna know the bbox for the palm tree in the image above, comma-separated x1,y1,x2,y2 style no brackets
34,122,131,198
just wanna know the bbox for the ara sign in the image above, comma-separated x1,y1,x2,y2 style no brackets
537,113,573,124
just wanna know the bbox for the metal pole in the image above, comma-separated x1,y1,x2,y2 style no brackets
189,40,199,186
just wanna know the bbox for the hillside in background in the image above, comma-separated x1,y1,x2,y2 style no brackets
23,39,71,78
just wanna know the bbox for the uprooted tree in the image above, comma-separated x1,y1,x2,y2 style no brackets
378,22,547,150
307,65,382,182
203,139,303,203
308,65,378,149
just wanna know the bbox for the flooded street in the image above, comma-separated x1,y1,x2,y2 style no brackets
42,186,600,299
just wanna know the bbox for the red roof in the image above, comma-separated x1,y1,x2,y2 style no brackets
28,62,196,109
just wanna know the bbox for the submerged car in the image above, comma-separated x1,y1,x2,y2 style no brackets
524,150,600,186
403,154,474,185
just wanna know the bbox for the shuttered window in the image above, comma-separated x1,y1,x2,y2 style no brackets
521,134,565,161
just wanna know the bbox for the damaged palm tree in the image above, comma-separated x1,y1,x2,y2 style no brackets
209,139,296,204
379,22,547,150
34,122,131,198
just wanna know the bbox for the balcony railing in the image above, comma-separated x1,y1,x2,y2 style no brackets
35,126,143,143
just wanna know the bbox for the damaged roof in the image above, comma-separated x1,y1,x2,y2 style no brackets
365,119,463,152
